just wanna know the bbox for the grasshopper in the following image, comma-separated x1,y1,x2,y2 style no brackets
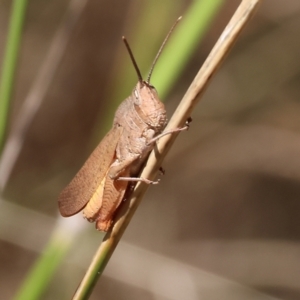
58,18,188,231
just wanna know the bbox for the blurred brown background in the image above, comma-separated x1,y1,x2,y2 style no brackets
1,0,300,299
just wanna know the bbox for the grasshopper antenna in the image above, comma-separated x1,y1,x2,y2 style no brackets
146,16,182,84
123,36,143,84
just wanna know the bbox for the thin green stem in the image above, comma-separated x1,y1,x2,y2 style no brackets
0,0,28,152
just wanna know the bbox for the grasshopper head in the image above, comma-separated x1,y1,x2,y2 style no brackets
133,81,167,130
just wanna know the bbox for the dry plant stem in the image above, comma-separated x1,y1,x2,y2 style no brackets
72,0,262,299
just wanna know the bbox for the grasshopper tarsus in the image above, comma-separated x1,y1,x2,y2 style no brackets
159,167,166,175
185,116,192,130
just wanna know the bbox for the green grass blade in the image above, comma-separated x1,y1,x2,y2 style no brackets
0,0,28,152
13,227,74,300
152,0,225,98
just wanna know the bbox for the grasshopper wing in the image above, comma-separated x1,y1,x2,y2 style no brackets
58,125,123,217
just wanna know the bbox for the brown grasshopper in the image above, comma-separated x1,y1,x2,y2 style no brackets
58,18,188,231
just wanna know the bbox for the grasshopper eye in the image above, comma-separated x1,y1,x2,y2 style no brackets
134,89,139,99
